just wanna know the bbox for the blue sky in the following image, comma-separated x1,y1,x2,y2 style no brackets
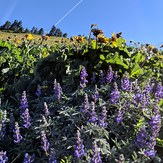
0,0,163,45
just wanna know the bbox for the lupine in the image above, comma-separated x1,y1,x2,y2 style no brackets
13,122,22,144
0,151,8,163
9,112,15,133
21,108,31,128
80,66,88,88
40,130,50,154
90,140,102,163
20,91,28,113
115,108,123,124
23,153,35,163
74,130,85,159
99,70,105,85
121,72,130,91
155,82,163,101
89,102,97,123
35,84,41,97
133,85,143,105
113,71,118,81
98,106,108,127
0,110,7,139
142,83,151,106
106,65,113,84
92,85,99,103
49,148,57,163
81,93,89,114
110,82,120,104
54,82,62,101
44,102,50,116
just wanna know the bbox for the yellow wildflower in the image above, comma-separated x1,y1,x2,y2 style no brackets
74,36,86,43
25,34,34,41
97,34,110,43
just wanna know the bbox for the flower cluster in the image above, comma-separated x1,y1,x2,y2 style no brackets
80,66,88,88
0,151,8,163
98,106,108,127
0,110,7,139
90,140,102,163
54,82,62,101
23,153,35,163
40,130,50,154
21,108,31,128
106,66,113,84
20,91,28,114
13,122,22,144
121,72,130,91
74,130,85,159
49,148,57,163
110,82,120,104
88,102,97,123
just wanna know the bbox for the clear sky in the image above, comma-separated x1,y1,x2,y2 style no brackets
0,0,163,45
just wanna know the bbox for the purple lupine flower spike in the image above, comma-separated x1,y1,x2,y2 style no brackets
81,93,89,114
113,71,118,81
89,102,97,123
23,153,35,163
110,82,120,104
54,82,62,101
35,84,41,97
13,122,22,144
40,130,50,154
49,148,57,163
74,130,85,159
20,91,28,114
44,102,50,116
80,66,88,88
106,65,113,84
21,108,31,128
155,82,163,101
92,85,99,103
98,106,108,127
133,85,143,105
0,110,7,139
0,151,8,163
99,70,105,85
121,72,130,91
115,108,123,124
90,140,102,163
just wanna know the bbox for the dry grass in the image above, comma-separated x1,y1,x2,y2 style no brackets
0,30,70,46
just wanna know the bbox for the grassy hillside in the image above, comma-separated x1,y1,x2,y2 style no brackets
0,30,69,45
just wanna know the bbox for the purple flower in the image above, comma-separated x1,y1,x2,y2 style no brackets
44,102,50,116
35,84,41,97
121,72,130,91
88,102,97,123
20,91,28,113
155,82,163,101
99,70,105,85
134,126,148,148
110,82,120,104
90,140,102,163
74,130,85,159
21,108,31,128
13,122,22,144
23,153,35,163
92,85,99,103
80,66,88,88
54,82,62,101
113,71,118,81
40,130,50,154
91,72,96,84
0,110,7,139
49,148,57,163
98,106,108,127
133,86,143,105
115,108,123,124
106,65,113,84
144,148,155,158
81,93,89,114
0,151,8,163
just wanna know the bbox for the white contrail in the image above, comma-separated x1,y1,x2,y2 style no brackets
55,0,85,26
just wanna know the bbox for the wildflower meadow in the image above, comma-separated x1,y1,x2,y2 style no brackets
0,25,163,163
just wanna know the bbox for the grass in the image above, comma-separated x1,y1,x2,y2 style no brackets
0,30,70,46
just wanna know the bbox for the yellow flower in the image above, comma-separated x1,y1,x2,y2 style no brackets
97,34,110,43
74,36,86,43
112,41,117,47
25,34,34,41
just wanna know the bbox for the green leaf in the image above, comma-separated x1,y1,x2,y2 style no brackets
131,63,144,77
99,54,105,60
